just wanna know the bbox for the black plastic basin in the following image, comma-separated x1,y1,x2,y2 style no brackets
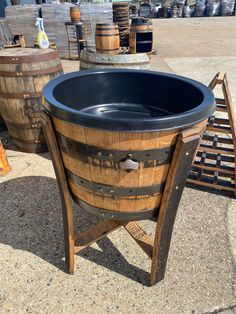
42,69,215,132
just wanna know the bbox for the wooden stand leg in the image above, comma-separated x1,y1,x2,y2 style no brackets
40,112,75,274
150,129,201,286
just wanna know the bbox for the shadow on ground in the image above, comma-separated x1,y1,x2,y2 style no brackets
0,176,149,285
0,131,50,160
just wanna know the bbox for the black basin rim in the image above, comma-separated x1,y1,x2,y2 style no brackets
42,69,216,132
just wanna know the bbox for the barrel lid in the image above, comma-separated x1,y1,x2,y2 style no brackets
0,48,59,64
42,69,215,132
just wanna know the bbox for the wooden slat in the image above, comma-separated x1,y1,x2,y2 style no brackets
198,144,234,155
187,174,235,192
206,125,231,134
213,117,230,125
202,134,233,145
74,220,122,253
196,151,235,163
123,221,154,259
215,98,225,105
217,72,225,84
208,72,220,90
193,161,235,175
191,166,234,179
216,106,228,113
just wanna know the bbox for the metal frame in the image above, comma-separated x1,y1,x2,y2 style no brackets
41,111,201,286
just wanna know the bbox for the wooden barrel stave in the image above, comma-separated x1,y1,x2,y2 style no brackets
95,23,120,55
0,48,63,153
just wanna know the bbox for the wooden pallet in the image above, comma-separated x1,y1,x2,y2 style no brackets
187,72,236,195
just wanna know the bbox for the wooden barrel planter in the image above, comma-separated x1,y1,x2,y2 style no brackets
80,50,150,70
129,18,153,54
70,6,80,23
95,23,120,55
42,70,215,221
0,48,63,153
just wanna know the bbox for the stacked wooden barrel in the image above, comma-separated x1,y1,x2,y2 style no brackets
0,48,63,153
95,23,120,55
113,2,130,47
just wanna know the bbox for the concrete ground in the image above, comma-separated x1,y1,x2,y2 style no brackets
1,16,236,314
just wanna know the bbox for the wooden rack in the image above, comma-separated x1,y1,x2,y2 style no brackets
187,72,236,195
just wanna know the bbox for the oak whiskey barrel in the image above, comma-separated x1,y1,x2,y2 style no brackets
95,23,120,55
0,48,63,153
43,70,215,221
70,6,81,23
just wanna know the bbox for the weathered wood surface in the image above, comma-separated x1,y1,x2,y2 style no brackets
150,128,201,286
95,23,120,55
41,112,75,274
0,48,63,153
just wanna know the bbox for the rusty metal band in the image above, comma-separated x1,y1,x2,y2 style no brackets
0,64,63,77
72,197,157,221
95,33,119,36
67,169,165,197
4,118,42,129
0,92,42,99
0,51,60,64
56,133,174,166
